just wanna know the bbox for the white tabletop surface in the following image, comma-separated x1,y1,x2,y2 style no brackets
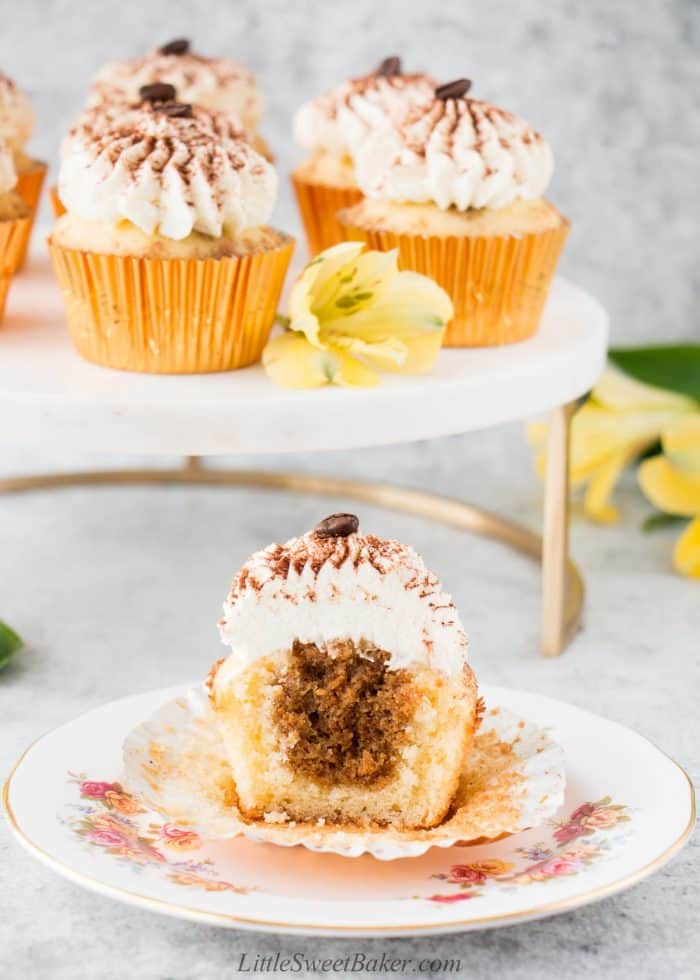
0,252,607,455
1,427,697,980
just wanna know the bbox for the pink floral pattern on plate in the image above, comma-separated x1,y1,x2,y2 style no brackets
426,797,631,903
65,773,249,893
64,776,631,903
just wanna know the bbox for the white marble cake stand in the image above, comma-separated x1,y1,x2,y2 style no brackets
0,250,608,655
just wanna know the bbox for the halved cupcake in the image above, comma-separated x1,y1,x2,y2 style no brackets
49,89,293,373
291,58,435,254
339,78,569,346
0,71,46,266
209,513,479,830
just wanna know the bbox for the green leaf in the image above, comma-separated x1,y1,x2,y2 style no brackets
609,345,700,401
642,512,687,534
0,620,23,671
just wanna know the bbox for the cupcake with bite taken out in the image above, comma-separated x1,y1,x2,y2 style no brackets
338,78,569,346
48,87,294,373
0,138,30,321
208,513,479,830
0,71,46,266
291,57,436,255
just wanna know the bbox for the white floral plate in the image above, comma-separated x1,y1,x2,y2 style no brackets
4,684,694,936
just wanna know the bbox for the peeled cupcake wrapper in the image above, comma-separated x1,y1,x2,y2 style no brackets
14,160,48,268
122,684,566,860
337,216,570,347
291,172,363,256
0,214,32,321
47,235,295,373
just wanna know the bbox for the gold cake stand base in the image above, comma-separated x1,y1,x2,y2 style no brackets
0,404,578,656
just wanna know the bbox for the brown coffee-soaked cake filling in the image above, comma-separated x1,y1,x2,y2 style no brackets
273,639,417,786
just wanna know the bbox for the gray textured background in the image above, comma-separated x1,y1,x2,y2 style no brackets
1,2,698,979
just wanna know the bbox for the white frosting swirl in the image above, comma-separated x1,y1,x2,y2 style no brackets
293,71,436,160
63,99,248,157
58,103,277,239
216,527,469,687
89,49,263,131
0,72,34,152
355,96,553,210
0,139,17,195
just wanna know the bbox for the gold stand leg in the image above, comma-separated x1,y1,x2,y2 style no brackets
542,401,579,656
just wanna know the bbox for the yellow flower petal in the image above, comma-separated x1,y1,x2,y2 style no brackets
661,414,700,475
582,448,638,524
262,332,339,389
332,333,409,367
320,270,452,343
638,456,700,517
277,243,450,388
288,242,367,347
593,367,697,413
673,516,700,578
262,331,380,389
330,347,382,387
526,422,547,450
569,404,675,477
312,249,400,323
378,328,446,375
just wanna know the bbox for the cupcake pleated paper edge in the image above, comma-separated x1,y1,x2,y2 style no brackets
0,214,32,321
48,236,295,373
290,172,363,255
14,161,47,268
122,683,566,860
338,217,570,347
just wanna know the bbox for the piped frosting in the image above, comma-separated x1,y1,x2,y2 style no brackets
216,523,469,686
0,138,17,195
58,101,277,239
0,72,34,153
355,94,553,210
293,67,436,160
89,48,263,131
64,98,248,152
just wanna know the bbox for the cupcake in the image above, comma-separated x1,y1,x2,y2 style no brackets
0,139,30,321
0,71,46,266
48,90,294,373
338,78,569,346
88,38,270,158
209,513,479,830
291,57,436,255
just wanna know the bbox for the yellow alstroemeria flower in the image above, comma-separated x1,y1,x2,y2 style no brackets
528,367,698,523
639,415,700,578
263,242,453,389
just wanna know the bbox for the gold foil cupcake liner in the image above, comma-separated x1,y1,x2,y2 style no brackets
291,172,363,256
15,160,48,268
47,235,295,373
338,217,570,347
0,215,32,322
49,184,66,218
122,684,566,860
